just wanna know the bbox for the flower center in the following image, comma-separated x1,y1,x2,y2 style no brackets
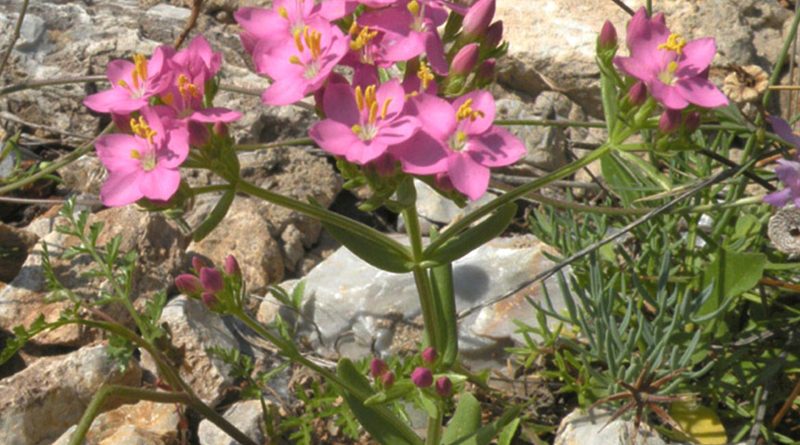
349,23,379,52
178,74,202,102
417,61,434,91
130,148,157,171
130,116,157,144
449,130,468,151
350,85,393,141
658,33,686,55
288,26,324,79
456,99,485,122
117,53,148,96
658,60,679,85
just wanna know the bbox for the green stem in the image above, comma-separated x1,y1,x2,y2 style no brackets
762,5,800,109
424,403,443,445
234,138,314,151
191,184,231,195
428,143,613,254
236,178,411,266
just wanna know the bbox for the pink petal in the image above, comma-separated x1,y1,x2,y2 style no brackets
83,89,146,114
424,31,449,75
107,60,134,85
261,78,309,105
309,120,363,157
379,32,426,64
764,188,792,207
649,81,689,110
376,79,406,118
453,90,495,135
372,115,421,146
100,169,145,207
407,93,456,141
234,8,285,40
390,131,449,175
468,127,526,168
768,116,800,148
190,108,242,123
676,38,716,76
139,168,181,202
447,152,490,201
161,128,190,169
626,7,669,56
323,83,360,125
96,134,148,172
675,77,728,108
348,140,389,164
613,56,656,82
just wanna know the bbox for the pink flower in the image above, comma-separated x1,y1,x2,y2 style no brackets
613,7,728,110
309,80,421,164
84,47,174,114
411,367,433,388
95,107,189,206
765,116,800,208
392,91,525,200
253,22,349,105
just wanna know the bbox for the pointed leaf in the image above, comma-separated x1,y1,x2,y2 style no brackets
424,203,516,265
322,220,413,273
192,188,235,242
442,392,482,444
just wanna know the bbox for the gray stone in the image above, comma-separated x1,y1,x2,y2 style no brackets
0,345,142,445
198,400,265,445
398,179,493,233
53,400,180,445
554,409,669,445
17,14,45,51
261,235,567,366
147,296,239,407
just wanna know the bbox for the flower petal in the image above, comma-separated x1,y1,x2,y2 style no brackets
323,83,360,125
373,116,421,146
100,169,144,207
675,77,728,108
376,79,406,118
261,78,309,105
468,127,526,167
407,93,456,141
764,188,792,207
107,60,134,85
676,37,716,76
83,89,146,114
650,81,689,110
768,116,800,148
448,152,490,201
309,119,363,157
190,108,243,123
139,168,181,202
453,90,495,135
390,131,449,175
96,134,147,172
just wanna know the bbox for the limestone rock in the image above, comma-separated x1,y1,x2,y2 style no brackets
198,400,265,445
53,400,180,445
0,345,142,445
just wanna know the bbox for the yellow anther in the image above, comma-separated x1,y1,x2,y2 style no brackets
161,92,174,105
293,28,305,53
278,6,288,19
364,85,376,107
349,25,378,51
407,0,420,16
456,99,485,122
455,131,467,145
355,86,365,111
417,62,434,91
368,101,379,124
305,27,322,59
177,74,201,100
132,54,148,90
351,124,363,134
667,60,678,73
380,98,392,120
130,149,141,160
117,79,129,89
349,21,359,36
289,55,302,65
658,33,686,55
130,116,157,144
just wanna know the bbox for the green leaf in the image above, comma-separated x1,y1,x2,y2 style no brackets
442,393,482,445
192,188,235,242
424,203,516,265
599,64,618,134
600,151,664,206
364,381,416,406
669,402,728,445
430,260,458,367
336,359,422,445
322,220,413,273
497,418,520,445
699,249,766,318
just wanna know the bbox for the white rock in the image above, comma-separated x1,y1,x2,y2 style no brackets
198,400,265,445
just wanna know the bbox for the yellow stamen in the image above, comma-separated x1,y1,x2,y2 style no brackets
349,25,378,52
455,131,467,145
293,28,304,53
161,92,174,106
306,27,322,59
289,55,302,65
177,74,201,100
456,99,485,122
667,60,678,73
130,116,157,144
380,98,392,120
355,86,365,111
351,124,363,134
117,79,129,89
658,33,687,55
368,101,378,124
349,21,359,36
417,62,434,91
407,0,420,16
130,149,142,160
132,54,148,90
278,6,288,19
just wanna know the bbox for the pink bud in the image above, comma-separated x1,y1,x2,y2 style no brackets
191,256,208,273
659,109,681,134
213,122,229,138
684,111,701,132
451,43,479,75
175,274,203,296
598,20,617,49
200,267,224,293
381,371,395,388
370,358,388,378
411,367,433,388
628,81,647,106
201,291,219,310
421,347,437,364
463,0,495,38
484,20,503,48
476,59,496,82
224,255,241,276
435,376,452,397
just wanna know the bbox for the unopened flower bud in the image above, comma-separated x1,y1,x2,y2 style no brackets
684,111,701,132
484,21,503,48
200,267,224,293
224,255,241,276
213,122,229,138
421,347,437,364
201,291,219,310
381,371,395,388
463,0,495,38
411,367,433,388
451,43,479,75
628,81,647,106
175,274,203,296
370,358,388,378
435,376,452,397
659,109,681,134
598,20,617,49
192,256,208,273
476,59,496,83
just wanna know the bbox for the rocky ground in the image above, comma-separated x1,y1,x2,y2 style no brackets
0,0,794,444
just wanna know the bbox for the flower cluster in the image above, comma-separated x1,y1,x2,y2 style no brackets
611,7,728,131
84,36,240,206
236,0,524,200
370,347,453,398
175,255,242,310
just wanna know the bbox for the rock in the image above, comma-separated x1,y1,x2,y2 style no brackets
17,14,46,52
147,296,239,407
261,235,567,366
0,223,38,283
53,400,180,445
398,180,493,234
0,345,142,445
197,400,266,445
498,0,789,116
0,206,189,346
